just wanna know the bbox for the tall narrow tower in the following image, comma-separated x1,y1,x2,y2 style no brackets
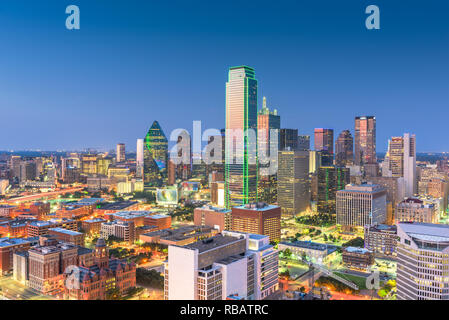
403,133,416,197
354,116,376,166
225,66,258,208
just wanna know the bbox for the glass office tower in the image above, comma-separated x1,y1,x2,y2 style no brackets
143,120,168,187
355,116,376,166
225,66,258,208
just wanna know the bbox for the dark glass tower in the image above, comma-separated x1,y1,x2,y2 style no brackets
335,129,354,167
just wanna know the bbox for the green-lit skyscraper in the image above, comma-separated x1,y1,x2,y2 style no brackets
143,120,168,187
225,66,258,208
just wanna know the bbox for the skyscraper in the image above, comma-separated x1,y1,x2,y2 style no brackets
225,66,258,208
396,222,449,300
258,97,280,204
317,166,350,215
297,135,310,151
354,116,376,166
280,129,298,151
116,143,125,163
386,133,416,197
335,130,353,167
277,150,310,217
257,96,280,163
314,128,334,166
404,133,417,197
143,121,168,187
388,137,404,177
136,138,144,178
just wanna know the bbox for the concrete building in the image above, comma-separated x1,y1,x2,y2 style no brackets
364,224,398,257
140,225,218,246
336,183,387,230
396,222,449,300
164,231,278,300
116,143,125,163
100,220,135,244
342,247,374,271
48,228,85,246
193,205,232,232
277,150,310,217
395,198,438,224
0,237,32,275
231,203,281,243
278,241,338,264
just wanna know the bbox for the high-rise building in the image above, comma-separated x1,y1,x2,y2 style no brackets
336,184,387,230
396,222,449,300
335,130,353,167
386,133,416,197
403,133,417,197
225,66,258,208
314,128,333,166
174,129,192,180
136,138,144,178
231,203,281,243
317,166,350,214
388,137,404,177
258,96,280,159
116,143,125,163
297,135,310,151
143,121,168,187
163,231,278,300
280,129,298,151
354,116,376,166
257,97,280,204
277,150,310,217
314,128,334,154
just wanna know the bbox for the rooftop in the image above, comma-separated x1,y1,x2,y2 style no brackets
234,202,279,211
49,227,83,236
109,210,154,219
183,234,244,253
280,240,337,254
0,237,30,248
97,201,138,211
399,222,449,243
344,246,372,254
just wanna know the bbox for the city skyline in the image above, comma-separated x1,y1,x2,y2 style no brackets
0,0,448,152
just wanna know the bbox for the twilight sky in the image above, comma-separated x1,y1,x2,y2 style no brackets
0,0,448,152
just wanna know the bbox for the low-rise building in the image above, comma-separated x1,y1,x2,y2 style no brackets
342,247,374,270
278,241,338,264
100,220,135,243
193,205,231,232
140,225,218,246
48,227,85,246
364,224,398,258
395,198,438,224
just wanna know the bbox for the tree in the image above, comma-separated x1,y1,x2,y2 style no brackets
136,268,164,289
283,248,292,258
106,287,121,300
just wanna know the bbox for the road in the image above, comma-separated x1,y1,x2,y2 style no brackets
5,186,86,204
0,276,56,300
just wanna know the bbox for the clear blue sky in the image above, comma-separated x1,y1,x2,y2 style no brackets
0,0,448,152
